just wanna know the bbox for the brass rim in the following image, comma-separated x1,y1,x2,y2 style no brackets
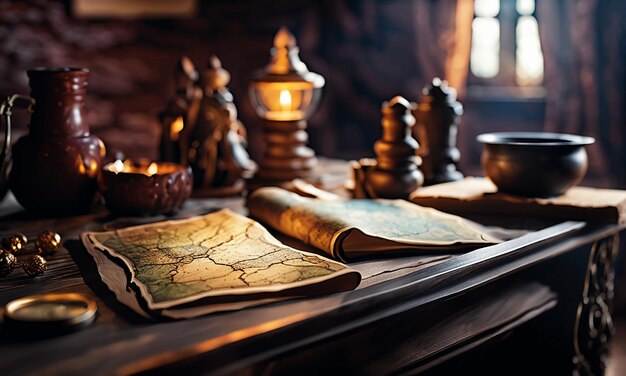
4,292,97,326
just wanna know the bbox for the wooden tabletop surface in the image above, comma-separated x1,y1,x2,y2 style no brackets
0,160,622,375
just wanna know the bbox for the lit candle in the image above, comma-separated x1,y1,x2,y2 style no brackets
109,160,160,176
111,159,124,173
100,160,193,216
248,27,324,123
146,162,158,176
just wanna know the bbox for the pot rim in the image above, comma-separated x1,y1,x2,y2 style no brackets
477,132,594,146
102,160,191,177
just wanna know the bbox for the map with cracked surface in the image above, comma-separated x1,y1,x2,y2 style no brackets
83,209,360,310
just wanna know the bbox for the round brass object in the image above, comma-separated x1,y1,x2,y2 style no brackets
477,132,595,197
2,233,27,254
3,293,97,335
35,231,61,256
0,249,16,276
23,255,47,277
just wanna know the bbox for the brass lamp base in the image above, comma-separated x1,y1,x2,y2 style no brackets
253,119,318,184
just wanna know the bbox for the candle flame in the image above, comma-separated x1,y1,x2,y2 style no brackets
279,90,292,111
109,160,162,176
112,159,124,174
146,163,158,176
170,116,184,141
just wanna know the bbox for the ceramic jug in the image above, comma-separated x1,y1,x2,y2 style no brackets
8,67,105,214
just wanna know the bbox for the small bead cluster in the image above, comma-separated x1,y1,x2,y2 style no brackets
0,231,62,278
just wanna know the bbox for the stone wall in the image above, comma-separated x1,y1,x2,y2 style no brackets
0,0,435,163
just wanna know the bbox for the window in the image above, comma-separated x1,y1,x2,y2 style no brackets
470,0,544,87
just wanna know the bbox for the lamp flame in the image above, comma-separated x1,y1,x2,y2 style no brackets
279,90,292,111
170,116,185,141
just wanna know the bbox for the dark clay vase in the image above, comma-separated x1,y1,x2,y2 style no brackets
9,68,105,214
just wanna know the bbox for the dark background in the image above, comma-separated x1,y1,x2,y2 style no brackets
1,0,435,165
0,0,548,180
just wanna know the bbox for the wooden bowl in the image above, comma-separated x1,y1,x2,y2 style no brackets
477,132,594,197
100,160,193,216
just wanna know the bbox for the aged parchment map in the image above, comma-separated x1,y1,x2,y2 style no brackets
247,187,500,260
83,209,360,310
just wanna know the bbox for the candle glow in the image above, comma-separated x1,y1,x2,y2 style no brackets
146,163,158,176
112,159,125,174
109,160,160,176
279,90,292,111
248,27,324,122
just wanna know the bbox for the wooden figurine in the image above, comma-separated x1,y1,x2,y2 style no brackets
160,56,255,196
413,78,464,185
356,96,424,199
159,56,201,165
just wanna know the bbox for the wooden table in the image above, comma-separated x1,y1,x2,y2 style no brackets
0,161,622,375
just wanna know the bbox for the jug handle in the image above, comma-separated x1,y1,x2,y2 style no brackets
0,94,35,187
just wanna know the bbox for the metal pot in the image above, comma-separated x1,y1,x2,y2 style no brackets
477,132,594,197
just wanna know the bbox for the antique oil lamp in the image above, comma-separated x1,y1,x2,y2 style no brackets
248,27,325,184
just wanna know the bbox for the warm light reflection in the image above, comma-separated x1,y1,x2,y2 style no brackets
117,312,311,375
87,158,99,176
170,116,185,141
279,90,292,111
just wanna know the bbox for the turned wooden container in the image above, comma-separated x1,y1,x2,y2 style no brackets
414,78,463,185
365,96,423,199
